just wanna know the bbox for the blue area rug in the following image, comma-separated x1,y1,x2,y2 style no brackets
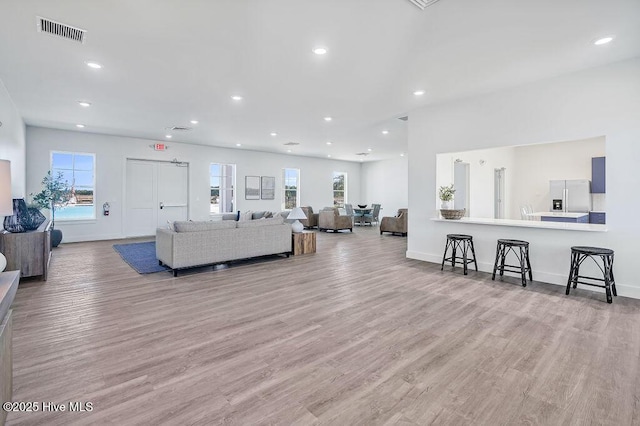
113,241,168,274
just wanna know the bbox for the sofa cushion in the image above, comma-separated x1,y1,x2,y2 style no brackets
251,211,267,220
174,220,237,232
238,211,253,221
236,216,285,228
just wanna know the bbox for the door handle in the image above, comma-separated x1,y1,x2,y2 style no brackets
160,202,164,209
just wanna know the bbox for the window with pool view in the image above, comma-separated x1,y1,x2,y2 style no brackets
51,152,96,220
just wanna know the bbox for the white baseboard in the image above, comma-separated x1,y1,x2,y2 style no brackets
61,233,128,243
406,250,640,300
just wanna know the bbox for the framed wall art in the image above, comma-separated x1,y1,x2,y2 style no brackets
260,176,275,200
245,176,260,200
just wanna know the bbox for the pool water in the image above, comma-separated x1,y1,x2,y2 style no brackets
55,205,95,220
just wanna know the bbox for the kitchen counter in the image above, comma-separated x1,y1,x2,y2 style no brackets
431,217,607,232
527,212,589,218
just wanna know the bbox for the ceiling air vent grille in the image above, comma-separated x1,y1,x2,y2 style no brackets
283,142,300,146
355,152,370,156
398,116,409,121
407,0,441,10
37,16,86,44
168,126,192,131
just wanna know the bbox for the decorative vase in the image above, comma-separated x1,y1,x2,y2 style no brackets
440,200,452,209
51,229,63,247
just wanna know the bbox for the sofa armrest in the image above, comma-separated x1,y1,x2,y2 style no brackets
156,228,176,266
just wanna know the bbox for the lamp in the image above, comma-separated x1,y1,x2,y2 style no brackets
0,160,12,272
287,207,307,233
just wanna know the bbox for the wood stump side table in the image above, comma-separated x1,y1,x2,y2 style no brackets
292,231,316,255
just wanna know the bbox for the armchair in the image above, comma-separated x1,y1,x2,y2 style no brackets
300,206,319,229
318,208,353,233
380,208,408,236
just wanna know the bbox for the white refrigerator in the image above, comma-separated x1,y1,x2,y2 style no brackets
549,179,592,212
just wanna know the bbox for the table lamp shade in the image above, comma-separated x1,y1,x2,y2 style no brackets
287,207,307,233
0,160,12,216
287,207,307,221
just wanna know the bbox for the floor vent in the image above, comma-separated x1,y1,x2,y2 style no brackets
37,16,86,44
407,0,441,10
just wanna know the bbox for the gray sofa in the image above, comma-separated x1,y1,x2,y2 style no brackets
156,216,292,276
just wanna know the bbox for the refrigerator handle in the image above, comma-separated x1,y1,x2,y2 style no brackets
564,188,568,213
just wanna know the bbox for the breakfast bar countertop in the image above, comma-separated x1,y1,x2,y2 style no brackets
528,212,590,218
431,216,607,232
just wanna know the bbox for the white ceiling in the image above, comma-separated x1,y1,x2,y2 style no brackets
0,0,639,162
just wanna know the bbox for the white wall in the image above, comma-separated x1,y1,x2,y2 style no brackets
0,80,26,198
361,156,408,217
437,147,516,219
510,137,605,218
26,126,362,242
407,57,640,298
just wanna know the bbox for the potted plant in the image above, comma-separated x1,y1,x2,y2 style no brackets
438,184,455,209
31,171,71,247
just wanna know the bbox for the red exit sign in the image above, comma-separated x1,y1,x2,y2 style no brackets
154,143,167,151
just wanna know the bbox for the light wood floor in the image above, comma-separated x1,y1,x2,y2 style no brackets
7,226,640,425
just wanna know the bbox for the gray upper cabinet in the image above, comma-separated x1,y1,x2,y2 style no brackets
591,157,606,193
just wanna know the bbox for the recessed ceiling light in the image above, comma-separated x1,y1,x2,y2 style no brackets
190,120,199,124
326,141,332,145
367,148,373,152
400,153,405,157
78,101,91,107
360,159,364,162
76,124,85,128
287,149,292,153
165,134,172,139
324,116,332,122
413,90,425,96
236,143,242,147
85,62,102,69
231,95,243,101
270,132,278,137
327,154,331,158
313,47,328,55
594,36,614,45
382,130,389,135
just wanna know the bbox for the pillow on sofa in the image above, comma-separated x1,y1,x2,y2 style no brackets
174,220,237,232
236,216,285,228
238,211,253,221
252,211,267,220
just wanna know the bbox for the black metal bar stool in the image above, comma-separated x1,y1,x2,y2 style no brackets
492,239,532,287
441,234,478,275
566,246,616,303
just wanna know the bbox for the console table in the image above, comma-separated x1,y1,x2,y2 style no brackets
0,270,19,426
0,220,51,280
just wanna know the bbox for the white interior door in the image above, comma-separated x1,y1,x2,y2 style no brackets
157,162,189,227
125,160,189,237
453,162,470,216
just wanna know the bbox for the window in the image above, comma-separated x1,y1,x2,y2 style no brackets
333,171,347,207
51,151,96,221
210,163,236,214
282,168,300,210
